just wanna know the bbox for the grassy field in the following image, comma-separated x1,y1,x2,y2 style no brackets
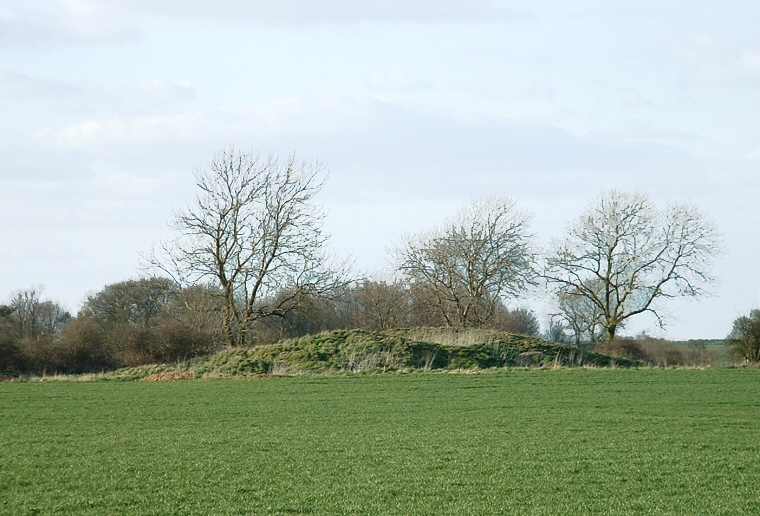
2,369,760,514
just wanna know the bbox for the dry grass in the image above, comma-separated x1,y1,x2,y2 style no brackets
398,327,506,347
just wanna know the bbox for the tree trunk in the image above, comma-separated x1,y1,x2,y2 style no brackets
605,323,617,342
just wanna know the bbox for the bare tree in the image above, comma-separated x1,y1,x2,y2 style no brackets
544,190,723,341
35,301,72,336
9,286,44,339
553,282,608,344
150,147,346,347
397,197,537,329
7,286,69,338
493,305,541,336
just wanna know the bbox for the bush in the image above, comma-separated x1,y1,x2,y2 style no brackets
595,338,649,362
25,318,118,374
0,335,24,374
149,320,216,362
595,335,718,367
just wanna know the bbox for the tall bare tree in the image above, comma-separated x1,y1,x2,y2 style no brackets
151,147,346,347
397,197,536,329
544,190,723,341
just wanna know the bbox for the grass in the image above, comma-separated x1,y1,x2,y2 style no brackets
2,368,760,514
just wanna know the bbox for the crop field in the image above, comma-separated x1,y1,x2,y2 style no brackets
2,369,760,514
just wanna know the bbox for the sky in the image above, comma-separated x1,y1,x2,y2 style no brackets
1,1,758,340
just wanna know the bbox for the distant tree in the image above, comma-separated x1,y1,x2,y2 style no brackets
397,197,537,329
545,190,723,341
53,317,115,373
150,147,348,347
350,280,412,331
0,287,72,374
406,282,448,327
544,317,571,344
555,285,607,345
8,286,70,339
77,277,216,364
494,306,540,336
81,277,179,330
9,286,43,339
35,301,72,336
726,310,760,362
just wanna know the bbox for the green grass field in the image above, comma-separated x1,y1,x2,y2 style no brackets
2,369,760,514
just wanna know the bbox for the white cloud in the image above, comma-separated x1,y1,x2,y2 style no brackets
39,112,215,150
0,0,139,47
1,0,533,48
121,79,196,112
672,35,760,86
28,91,707,194
617,87,654,109
0,71,196,115
367,70,430,91
56,0,138,42
0,68,81,97
130,0,534,25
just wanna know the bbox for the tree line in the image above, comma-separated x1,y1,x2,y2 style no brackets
2,145,752,375
0,279,541,375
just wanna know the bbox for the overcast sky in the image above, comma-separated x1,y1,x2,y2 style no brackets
1,1,758,339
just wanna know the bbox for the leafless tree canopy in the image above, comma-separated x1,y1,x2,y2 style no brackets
9,286,70,339
151,147,346,347
544,190,723,341
397,197,537,329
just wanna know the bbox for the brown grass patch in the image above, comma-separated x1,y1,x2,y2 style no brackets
141,371,194,382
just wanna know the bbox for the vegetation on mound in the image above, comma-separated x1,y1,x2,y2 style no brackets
192,328,638,378
3,328,641,381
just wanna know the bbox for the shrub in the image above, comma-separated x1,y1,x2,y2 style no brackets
595,338,649,362
595,334,718,367
50,318,117,373
0,335,24,374
149,320,216,362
